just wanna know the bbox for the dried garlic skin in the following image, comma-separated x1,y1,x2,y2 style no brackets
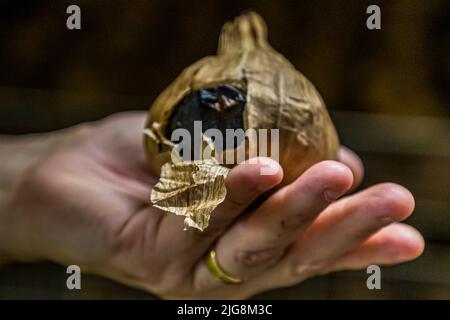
151,160,229,231
144,11,339,186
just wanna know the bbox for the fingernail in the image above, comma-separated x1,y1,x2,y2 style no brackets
257,157,280,176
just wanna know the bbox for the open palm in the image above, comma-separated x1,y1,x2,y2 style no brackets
10,112,424,299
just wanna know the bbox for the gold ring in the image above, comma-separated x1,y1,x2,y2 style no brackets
205,249,243,284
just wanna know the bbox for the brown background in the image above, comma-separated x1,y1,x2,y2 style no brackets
0,0,449,299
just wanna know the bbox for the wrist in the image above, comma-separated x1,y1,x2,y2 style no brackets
0,190,19,265
0,131,70,264
0,132,65,188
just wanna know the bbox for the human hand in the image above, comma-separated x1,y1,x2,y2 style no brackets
0,112,424,299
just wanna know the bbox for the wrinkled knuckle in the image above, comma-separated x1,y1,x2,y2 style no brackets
360,197,397,227
234,247,283,268
364,203,397,229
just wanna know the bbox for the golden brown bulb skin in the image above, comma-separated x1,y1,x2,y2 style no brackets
144,11,339,186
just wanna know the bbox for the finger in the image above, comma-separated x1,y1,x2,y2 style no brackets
190,223,424,299
201,157,283,237
339,146,364,190
208,160,353,280
148,159,283,271
129,158,283,288
276,183,415,282
328,223,425,271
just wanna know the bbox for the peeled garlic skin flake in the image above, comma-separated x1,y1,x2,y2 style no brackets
144,11,339,188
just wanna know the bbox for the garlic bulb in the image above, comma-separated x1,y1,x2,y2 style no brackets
144,12,339,231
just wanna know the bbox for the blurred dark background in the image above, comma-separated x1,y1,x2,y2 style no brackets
0,0,449,299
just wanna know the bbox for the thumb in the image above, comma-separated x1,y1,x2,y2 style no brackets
203,157,283,236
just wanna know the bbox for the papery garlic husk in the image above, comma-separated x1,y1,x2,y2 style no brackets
144,12,339,231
